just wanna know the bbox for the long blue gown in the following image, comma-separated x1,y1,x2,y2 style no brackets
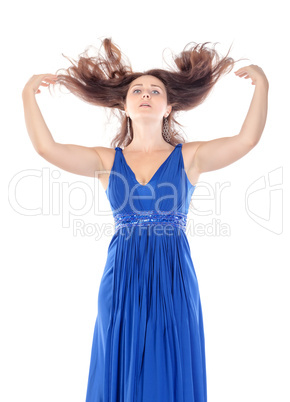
85,143,207,402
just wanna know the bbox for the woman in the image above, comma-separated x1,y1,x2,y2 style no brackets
22,38,269,402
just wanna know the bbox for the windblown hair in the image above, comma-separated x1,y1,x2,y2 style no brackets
54,38,244,148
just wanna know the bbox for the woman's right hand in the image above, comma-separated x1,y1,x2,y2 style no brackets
23,73,58,95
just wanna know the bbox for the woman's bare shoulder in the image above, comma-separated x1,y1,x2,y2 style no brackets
181,141,205,186
182,141,204,152
92,146,118,171
181,141,204,164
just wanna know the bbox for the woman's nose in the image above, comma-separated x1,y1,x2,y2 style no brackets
142,92,150,99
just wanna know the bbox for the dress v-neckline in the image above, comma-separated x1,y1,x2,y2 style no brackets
119,144,179,187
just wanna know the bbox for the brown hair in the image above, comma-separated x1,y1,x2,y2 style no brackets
54,38,245,148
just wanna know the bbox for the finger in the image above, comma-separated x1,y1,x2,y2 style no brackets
40,79,56,86
234,67,249,73
235,70,247,75
48,79,58,82
41,73,58,78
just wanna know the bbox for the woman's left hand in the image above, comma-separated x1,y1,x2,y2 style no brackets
234,64,268,86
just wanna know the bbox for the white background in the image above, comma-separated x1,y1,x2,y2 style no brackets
1,0,289,401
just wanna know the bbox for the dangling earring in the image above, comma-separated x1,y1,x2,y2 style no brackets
162,116,171,142
127,116,131,137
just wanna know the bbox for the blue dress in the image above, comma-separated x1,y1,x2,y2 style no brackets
85,143,207,402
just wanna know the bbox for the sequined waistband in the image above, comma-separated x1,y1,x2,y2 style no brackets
114,211,187,233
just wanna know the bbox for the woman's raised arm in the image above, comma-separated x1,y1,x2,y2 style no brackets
22,74,104,177
189,65,269,174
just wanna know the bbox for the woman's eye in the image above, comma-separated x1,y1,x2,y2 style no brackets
133,89,160,94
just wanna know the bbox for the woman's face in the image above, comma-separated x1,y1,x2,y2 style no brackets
124,75,172,122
